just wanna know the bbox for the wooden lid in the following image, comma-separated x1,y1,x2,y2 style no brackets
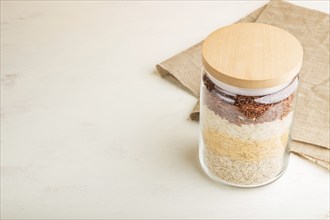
202,23,303,89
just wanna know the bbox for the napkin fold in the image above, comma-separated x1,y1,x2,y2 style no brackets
156,0,330,169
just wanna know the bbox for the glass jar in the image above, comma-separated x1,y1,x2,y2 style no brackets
199,23,303,187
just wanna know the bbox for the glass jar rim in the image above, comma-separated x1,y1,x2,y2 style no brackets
204,69,298,96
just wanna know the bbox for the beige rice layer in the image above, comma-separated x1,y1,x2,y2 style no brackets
201,105,293,185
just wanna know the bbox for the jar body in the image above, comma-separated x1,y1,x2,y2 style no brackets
199,70,298,187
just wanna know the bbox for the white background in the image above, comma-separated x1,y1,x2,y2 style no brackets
1,1,329,219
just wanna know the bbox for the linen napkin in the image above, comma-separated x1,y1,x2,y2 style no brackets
156,0,330,169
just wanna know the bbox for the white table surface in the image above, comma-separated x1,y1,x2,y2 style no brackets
1,1,329,219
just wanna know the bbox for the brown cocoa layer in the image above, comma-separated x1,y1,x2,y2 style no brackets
202,74,295,126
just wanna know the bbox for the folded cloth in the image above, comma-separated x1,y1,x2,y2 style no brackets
156,0,330,169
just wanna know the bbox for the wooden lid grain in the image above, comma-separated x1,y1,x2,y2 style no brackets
202,23,303,89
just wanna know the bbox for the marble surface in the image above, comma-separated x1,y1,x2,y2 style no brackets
1,1,329,219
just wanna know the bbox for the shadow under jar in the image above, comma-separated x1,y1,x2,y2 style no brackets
199,23,303,187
